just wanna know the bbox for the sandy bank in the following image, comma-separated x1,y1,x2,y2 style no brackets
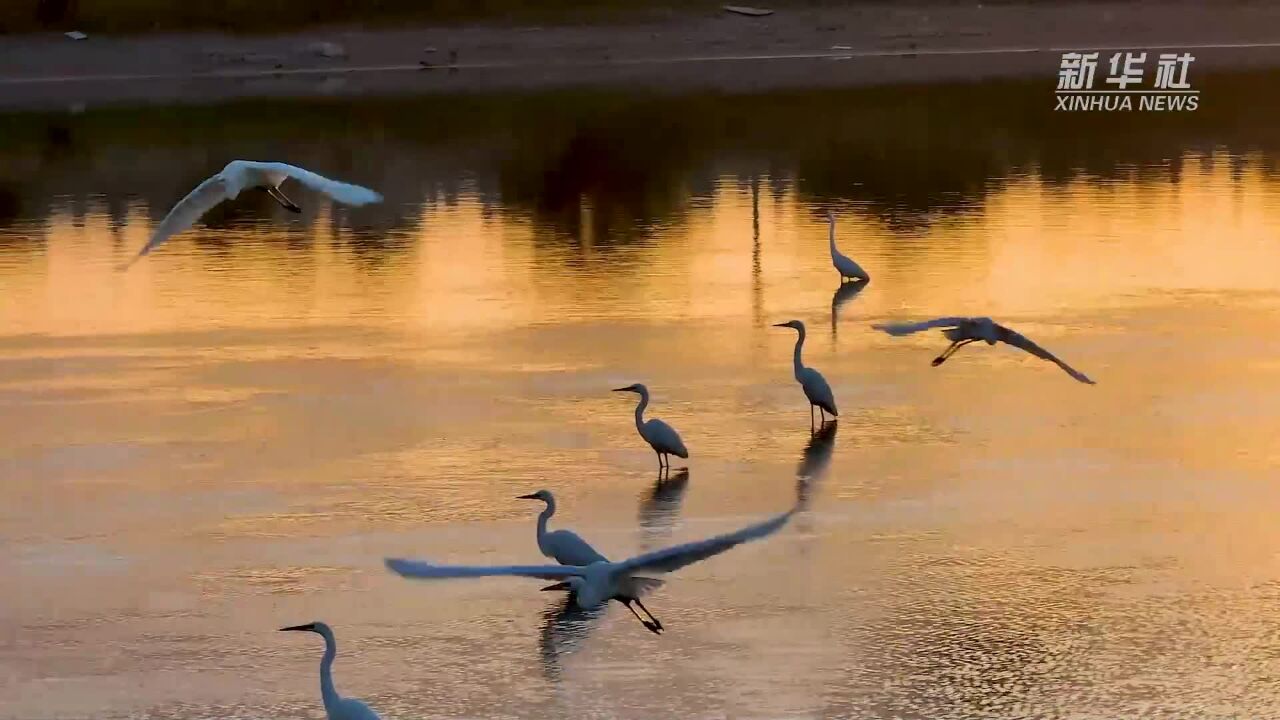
2,2,1280,109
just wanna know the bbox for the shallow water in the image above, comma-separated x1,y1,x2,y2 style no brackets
4,72,1280,719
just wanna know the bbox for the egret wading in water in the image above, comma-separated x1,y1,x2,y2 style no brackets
828,210,870,283
871,316,1096,384
613,383,689,472
517,489,665,634
387,507,795,632
124,160,382,268
279,622,381,720
774,320,838,426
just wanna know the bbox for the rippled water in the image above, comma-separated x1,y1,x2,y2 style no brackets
4,71,1280,719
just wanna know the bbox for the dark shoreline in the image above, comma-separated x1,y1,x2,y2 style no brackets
3,2,1280,110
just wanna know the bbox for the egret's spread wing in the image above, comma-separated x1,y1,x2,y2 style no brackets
871,317,968,336
124,174,229,268
1000,328,1096,385
618,509,795,575
385,558,583,582
254,162,382,206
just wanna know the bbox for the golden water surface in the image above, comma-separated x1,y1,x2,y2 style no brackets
2,78,1280,718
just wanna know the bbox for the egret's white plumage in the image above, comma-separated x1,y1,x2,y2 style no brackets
613,383,689,471
387,507,794,618
125,160,382,268
872,316,1096,384
827,210,869,282
279,622,381,720
774,320,838,424
518,489,609,567
517,488,665,632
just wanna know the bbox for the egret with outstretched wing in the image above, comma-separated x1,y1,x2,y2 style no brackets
872,316,1096,384
124,160,382,268
514,489,664,632
386,507,794,630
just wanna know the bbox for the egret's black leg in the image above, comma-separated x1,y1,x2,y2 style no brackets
634,598,663,631
266,186,302,213
622,600,661,634
933,339,976,366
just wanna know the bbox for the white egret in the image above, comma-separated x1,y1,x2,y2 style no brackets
871,316,1096,384
827,210,870,283
124,160,382,268
519,489,607,566
386,507,795,631
279,622,381,720
612,383,689,471
773,320,838,425
517,489,662,633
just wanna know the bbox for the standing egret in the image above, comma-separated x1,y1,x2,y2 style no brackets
519,489,607,566
124,160,383,268
279,622,381,720
773,320,838,425
828,210,870,283
518,489,663,633
386,507,795,628
871,316,1096,384
613,383,689,472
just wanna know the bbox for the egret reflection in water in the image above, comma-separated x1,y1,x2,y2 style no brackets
538,595,608,683
638,469,690,551
796,421,838,516
831,279,869,340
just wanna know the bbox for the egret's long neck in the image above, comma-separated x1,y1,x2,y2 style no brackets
536,499,555,555
317,629,339,713
792,329,806,380
828,218,838,258
633,391,649,435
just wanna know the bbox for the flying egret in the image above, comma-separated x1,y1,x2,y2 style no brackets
773,320,838,425
279,622,381,720
124,160,382,268
386,507,795,630
518,489,663,633
612,383,689,471
827,210,870,283
871,316,1096,384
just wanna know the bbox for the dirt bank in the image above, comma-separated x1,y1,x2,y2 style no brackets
2,2,1279,110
